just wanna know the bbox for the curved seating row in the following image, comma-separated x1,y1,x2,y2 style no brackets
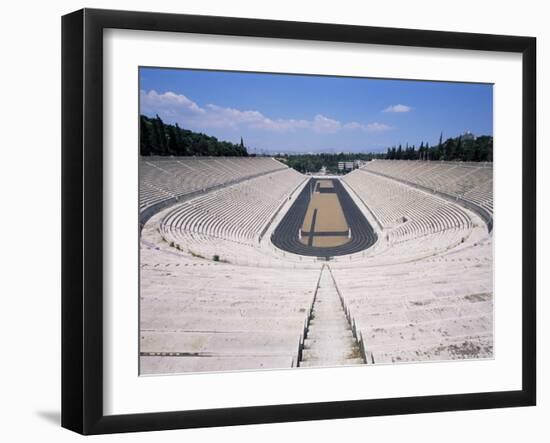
361,160,493,217
332,238,493,363
343,170,473,246
140,240,320,374
140,156,287,211
159,168,305,255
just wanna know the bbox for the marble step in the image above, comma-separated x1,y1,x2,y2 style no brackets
306,330,355,340
299,358,365,368
302,348,362,361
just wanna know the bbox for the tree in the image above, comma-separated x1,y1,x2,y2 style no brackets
152,114,167,154
140,116,151,156
444,138,455,161
174,123,186,155
454,137,464,161
383,134,491,163
139,115,249,157
167,125,178,154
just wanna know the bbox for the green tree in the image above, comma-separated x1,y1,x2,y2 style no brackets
139,115,249,157
454,137,463,161
140,116,151,156
167,125,178,154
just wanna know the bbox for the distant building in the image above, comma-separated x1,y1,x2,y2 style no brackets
338,160,362,172
462,131,476,141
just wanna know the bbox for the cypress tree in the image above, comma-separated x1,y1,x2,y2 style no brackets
138,115,248,157
455,137,463,161
167,125,178,154
140,116,151,156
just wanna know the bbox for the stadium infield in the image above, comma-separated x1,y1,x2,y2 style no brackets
271,178,377,257
300,192,350,247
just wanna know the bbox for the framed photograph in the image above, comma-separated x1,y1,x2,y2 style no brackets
61,8,536,435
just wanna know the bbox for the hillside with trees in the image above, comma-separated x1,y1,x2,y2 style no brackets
280,133,492,174
140,115,248,157
385,133,492,162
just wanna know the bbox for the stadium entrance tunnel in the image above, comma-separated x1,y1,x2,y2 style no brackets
271,178,377,257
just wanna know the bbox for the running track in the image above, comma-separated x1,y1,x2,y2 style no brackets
271,178,377,257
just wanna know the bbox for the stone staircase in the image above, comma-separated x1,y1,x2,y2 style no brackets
299,265,365,368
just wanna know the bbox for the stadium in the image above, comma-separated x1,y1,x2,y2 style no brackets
139,156,493,374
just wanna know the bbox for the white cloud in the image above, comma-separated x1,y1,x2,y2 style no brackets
365,122,392,132
343,121,392,132
141,89,311,132
140,90,204,117
140,89,392,135
342,121,364,130
204,104,267,129
312,114,341,133
383,104,412,113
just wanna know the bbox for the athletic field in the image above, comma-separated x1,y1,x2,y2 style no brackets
271,178,377,257
300,181,350,247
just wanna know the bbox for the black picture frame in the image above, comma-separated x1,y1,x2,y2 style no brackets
61,8,536,435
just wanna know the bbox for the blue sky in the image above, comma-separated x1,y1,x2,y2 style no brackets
140,67,493,154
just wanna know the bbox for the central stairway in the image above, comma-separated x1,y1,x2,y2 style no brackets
299,265,365,368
